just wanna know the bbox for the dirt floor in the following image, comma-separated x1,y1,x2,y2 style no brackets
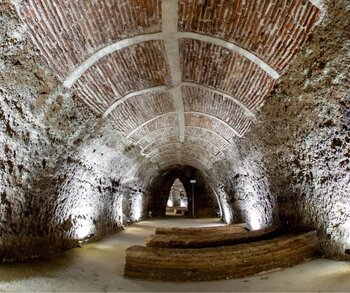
0,217,349,292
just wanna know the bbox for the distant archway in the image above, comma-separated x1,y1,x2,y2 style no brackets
166,178,188,216
146,165,219,218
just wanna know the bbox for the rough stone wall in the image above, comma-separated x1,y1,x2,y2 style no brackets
220,0,350,258
52,123,157,242
223,140,275,230
0,1,157,262
247,0,350,259
0,1,94,261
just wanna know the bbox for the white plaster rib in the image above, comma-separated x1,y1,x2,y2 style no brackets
185,126,230,145
162,0,185,143
126,112,177,139
186,111,241,137
63,32,164,88
137,125,230,146
148,145,222,163
104,82,254,119
308,0,324,10
63,32,280,89
178,134,225,157
178,32,280,80
146,142,183,158
127,111,239,140
158,155,212,169
182,82,255,118
103,86,168,118
142,134,225,157
136,126,178,145
157,155,212,169
141,135,179,155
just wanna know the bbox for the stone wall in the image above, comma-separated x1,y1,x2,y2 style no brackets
245,0,350,259
217,0,350,259
0,1,157,262
223,140,275,230
52,123,157,242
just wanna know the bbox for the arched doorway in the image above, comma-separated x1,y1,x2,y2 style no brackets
166,178,188,216
146,165,220,218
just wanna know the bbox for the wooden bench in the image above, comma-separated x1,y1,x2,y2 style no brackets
154,223,247,235
124,231,318,282
146,226,279,248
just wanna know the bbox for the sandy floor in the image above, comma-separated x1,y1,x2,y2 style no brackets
0,217,349,292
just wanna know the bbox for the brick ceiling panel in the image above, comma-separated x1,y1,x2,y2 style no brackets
72,40,171,114
17,0,322,171
138,127,179,149
142,135,180,155
150,145,219,164
180,39,276,112
157,154,211,167
109,92,174,135
185,113,235,142
184,136,223,158
146,143,183,158
21,0,162,78
155,154,213,169
178,0,320,71
185,126,229,151
183,86,252,136
148,143,217,161
157,155,213,171
128,114,179,142
144,135,224,162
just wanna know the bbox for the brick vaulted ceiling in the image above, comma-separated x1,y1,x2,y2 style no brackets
18,0,322,173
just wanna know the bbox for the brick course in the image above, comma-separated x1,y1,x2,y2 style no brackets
22,0,162,78
179,0,319,71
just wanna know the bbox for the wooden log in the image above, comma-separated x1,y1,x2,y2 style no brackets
155,223,247,235
124,231,318,282
146,226,279,248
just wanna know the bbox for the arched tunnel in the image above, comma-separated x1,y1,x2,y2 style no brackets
1,0,350,290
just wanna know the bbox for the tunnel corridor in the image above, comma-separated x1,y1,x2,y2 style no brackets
1,0,350,291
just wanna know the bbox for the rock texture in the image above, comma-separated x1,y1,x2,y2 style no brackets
0,1,157,262
233,0,350,259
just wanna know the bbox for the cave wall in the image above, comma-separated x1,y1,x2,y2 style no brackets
0,2,157,262
218,0,350,259
245,0,350,259
223,140,275,230
52,123,157,242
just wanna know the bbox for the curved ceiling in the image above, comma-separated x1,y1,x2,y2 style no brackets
18,0,322,173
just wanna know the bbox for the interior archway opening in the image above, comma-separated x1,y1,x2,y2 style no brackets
146,165,220,219
165,178,188,217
